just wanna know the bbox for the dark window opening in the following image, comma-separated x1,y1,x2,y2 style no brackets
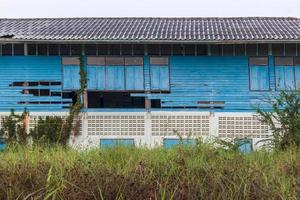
28,82,39,86
71,44,82,56
223,44,234,56
272,43,284,56
121,44,132,56
133,44,144,56
235,44,245,56
110,44,121,55
87,92,145,108
85,44,97,55
51,91,62,96
98,44,109,55
28,44,37,56
197,44,208,56
210,45,221,56
285,44,297,56
38,44,48,55
62,91,77,105
184,44,196,56
50,82,61,86
60,44,70,56
161,44,171,56
172,44,183,56
40,89,50,96
40,82,50,86
48,44,59,56
148,44,160,56
258,44,268,56
151,99,161,108
14,44,24,55
246,44,257,56
2,44,12,56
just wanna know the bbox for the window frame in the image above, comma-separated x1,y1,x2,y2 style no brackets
274,56,298,91
248,57,270,91
150,56,170,92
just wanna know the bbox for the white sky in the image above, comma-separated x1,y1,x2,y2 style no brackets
1,0,300,18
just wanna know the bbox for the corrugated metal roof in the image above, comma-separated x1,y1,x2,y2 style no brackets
0,17,299,42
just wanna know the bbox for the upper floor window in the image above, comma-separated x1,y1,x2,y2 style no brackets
249,57,269,91
275,57,300,90
150,57,170,91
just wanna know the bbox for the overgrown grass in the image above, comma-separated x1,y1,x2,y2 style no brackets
0,144,299,200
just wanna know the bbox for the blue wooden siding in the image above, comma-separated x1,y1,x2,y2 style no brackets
0,56,70,111
63,65,80,90
143,56,276,111
0,55,291,112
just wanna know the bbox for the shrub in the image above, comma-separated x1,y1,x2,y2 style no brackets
257,90,300,150
0,110,28,145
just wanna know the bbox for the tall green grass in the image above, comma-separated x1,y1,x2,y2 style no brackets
0,144,299,200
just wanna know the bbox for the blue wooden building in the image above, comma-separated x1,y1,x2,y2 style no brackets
0,17,299,147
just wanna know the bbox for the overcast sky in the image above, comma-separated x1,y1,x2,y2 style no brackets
1,0,300,18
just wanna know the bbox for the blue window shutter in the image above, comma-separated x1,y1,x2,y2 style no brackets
276,66,295,90
151,66,170,90
87,66,97,89
250,65,269,90
106,66,125,90
295,66,300,89
125,66,144,90
63,65,80,90
96,67,106,90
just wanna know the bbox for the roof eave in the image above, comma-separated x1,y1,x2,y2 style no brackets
0,39,299,44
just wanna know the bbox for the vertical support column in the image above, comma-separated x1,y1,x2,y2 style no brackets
209,112,219,138
144,111,152,147
81,44,88,109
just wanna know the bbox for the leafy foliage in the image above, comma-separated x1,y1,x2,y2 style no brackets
0,109,28,145
257,90,300,150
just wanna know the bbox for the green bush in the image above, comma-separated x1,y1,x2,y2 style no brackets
257,90,300,150
0,110,28,145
